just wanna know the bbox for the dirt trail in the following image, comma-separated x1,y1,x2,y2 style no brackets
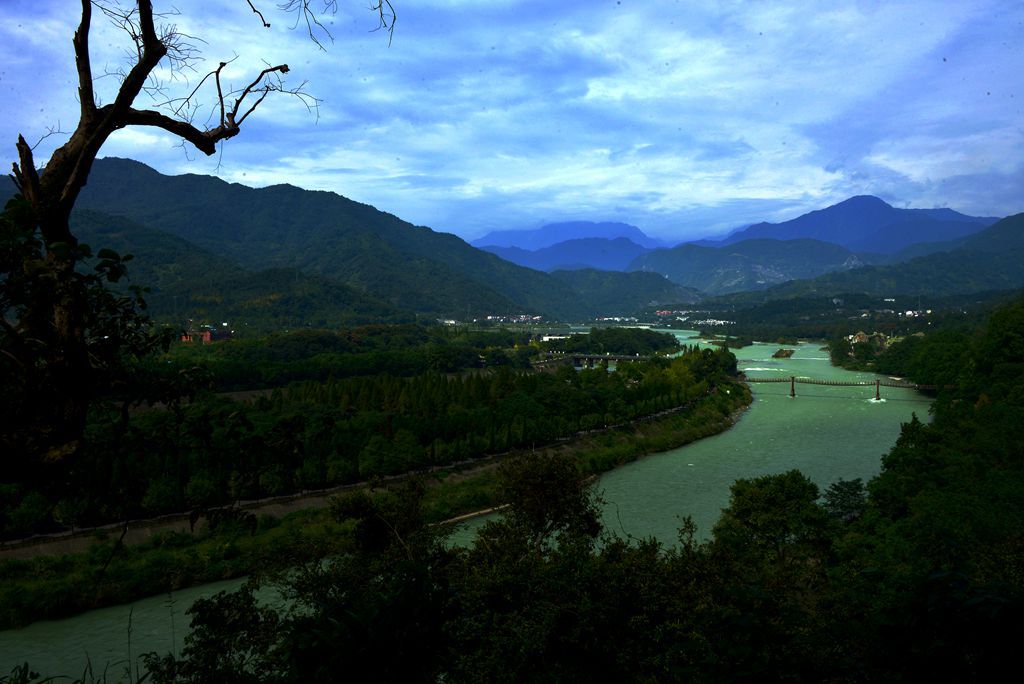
0,458,503,561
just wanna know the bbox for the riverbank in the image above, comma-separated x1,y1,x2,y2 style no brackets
0,382,751,630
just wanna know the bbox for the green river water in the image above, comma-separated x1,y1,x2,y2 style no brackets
598,333,932,542
0,332,932,676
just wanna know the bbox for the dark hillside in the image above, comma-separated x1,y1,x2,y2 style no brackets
68,159,678,320
715,195,996,252
730,213,1024,300
629,238,873,294
73,159,537,317
71,210,407,328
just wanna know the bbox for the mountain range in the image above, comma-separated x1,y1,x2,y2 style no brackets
481,237,651,272
469,196,1003,296
718,213,1024,303
3,159,1020,322
1,159,698,324
472,221,665,250
710,195,998,253
628,238,878,295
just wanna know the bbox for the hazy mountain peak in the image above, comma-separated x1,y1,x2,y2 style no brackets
472,220,663,250
836,194,893,208
712,195,997,253
479,236,650,272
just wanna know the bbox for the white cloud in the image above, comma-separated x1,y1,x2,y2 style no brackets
866,127,1023,185
2,0,1022,241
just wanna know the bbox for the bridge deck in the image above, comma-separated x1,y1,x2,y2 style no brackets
744,376,948,391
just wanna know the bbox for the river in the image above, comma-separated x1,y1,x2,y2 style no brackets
0,332,931,676
598,333,931,542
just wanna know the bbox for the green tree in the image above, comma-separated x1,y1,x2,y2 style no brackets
822,477,866,523
1,199,170,486
486,451,602,551
711,470,829,568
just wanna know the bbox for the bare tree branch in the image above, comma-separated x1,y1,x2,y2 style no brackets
215,61,228,127
231,63,291,124
31,122,71,152
18,1,389,218
162,62,223,119
74,0,96,119
106,0,166,116
246,0,271,28
271,0,396,50
12,136,40,210
118,107,234,155
278,0,334,51
370,0,397,46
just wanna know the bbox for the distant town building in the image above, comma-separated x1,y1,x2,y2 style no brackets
180,321,233,344
181,329,212,344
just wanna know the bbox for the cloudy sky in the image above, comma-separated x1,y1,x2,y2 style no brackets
1,0,1021,242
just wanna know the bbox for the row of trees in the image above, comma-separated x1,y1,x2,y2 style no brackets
0,346,738,537
161,325,539,390
158,324,683,391
142,297,1024,682
544,326,681,356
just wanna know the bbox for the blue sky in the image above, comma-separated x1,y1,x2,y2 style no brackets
1,0,1021,242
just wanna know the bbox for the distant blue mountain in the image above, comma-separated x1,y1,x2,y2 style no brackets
481,237,650,272
708,196,997,253
628,238,877,295
737,212,1024,300
472,221,665,250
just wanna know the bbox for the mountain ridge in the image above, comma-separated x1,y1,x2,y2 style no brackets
43,158,694,320
472,221,664,250
708,195,998,253
480,237,650,272
628,237,879,295
716,213,1024,301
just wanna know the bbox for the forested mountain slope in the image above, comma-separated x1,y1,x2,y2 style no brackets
71,210,408,327
59,159,680,320
714,195,996,252
549,269,702,312
722,213,1024,300
69,159,558,316
629,238,875,294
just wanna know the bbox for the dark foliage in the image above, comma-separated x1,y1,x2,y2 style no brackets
0,329,732,537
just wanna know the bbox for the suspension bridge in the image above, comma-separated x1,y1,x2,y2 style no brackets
744,375,950,399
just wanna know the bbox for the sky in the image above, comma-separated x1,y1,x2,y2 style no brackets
1,0,1021,243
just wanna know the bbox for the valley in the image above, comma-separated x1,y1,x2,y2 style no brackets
2,0,1022,678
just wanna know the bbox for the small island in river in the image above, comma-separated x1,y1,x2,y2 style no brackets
772,348,796,358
